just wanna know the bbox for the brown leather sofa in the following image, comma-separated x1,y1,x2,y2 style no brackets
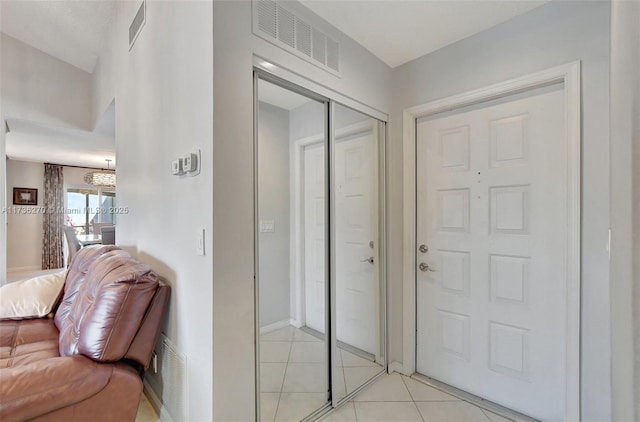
0,245,170,421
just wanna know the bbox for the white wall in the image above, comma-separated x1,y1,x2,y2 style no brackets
212,1,391,420
0,31,93,283
390,2,611,420
5,160,44,271
4,162,110,272
92,2,213,420
63,166,97,186
1,124,6,284
0,33,92,130
610,1,640,420
258,101,291,327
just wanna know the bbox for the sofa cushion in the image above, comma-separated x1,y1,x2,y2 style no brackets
55,245,120,326
0,271,66,320
0,355,116,421
0,318,60,369
55,247,159,362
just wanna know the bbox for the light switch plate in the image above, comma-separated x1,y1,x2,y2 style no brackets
196,228,205,256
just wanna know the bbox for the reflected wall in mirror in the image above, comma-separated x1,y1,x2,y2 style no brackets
332,104,384,402
256,78,329,421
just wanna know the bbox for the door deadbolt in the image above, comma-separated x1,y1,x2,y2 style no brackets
418,244,429,253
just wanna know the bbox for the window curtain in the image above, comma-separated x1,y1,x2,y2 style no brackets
42,164,64,269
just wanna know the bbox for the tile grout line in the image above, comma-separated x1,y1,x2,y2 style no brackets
340,349,350,398
352,400,359,422
273,336,294,421
400,374,418,402
401,374,427,422
414,400,426,422
480,408,495,422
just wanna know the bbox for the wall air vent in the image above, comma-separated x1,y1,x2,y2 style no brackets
129,1,146,50
253,0,340,75
160,335,188,422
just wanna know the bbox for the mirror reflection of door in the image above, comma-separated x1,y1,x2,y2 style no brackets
332,104,384,402
256,78,329,422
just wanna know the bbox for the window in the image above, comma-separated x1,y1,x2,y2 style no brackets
65,186,116,234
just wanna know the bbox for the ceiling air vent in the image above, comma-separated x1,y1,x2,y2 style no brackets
129,1,146,50
253,0,340,76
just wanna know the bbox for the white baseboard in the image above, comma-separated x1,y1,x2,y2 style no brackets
289,318,302,328
389,361,408,375
259,319,291,334
143,380,174,422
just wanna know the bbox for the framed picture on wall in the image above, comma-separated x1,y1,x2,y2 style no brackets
13,187,38,206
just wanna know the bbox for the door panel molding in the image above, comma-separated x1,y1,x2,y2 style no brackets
401,61,581,421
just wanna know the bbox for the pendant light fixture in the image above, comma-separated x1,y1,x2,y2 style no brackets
84,159,116,187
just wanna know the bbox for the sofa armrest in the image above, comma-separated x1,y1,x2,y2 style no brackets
0,356,112,421
125,282,170,369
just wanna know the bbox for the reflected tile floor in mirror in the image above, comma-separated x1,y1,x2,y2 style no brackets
320,373,514,422
260,325,383,422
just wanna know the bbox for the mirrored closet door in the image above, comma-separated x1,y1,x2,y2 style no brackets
331,104,385,404
255,73,386,421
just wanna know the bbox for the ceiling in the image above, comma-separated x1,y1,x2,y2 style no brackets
0,0,549,73
1,1,116,168
0,0,116,73
300,0,549,68
1,0,549,167
6,119,116,169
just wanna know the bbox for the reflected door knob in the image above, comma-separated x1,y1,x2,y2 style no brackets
361,257,374,264
419,262,435,272
418,244,429,253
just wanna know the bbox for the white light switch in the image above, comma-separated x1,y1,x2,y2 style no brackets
196,228,205,256
260,220,275,233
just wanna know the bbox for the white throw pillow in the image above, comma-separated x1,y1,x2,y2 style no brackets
0,270,67,319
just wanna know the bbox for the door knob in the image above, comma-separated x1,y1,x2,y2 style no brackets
361,257,374,264
418,244,429,253
419,262,435,272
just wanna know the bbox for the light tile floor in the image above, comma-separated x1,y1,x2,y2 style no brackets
135,371,515,422
136,327,515,422
136,393,160,422
320,373,513,422
260,325,384,422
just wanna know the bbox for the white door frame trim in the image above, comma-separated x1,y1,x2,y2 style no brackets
291,121,377,328
291,133,324,328
401,61,581,421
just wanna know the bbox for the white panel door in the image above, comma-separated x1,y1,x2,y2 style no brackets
416,87,567,421
304,142,326,333
335,132,377,354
